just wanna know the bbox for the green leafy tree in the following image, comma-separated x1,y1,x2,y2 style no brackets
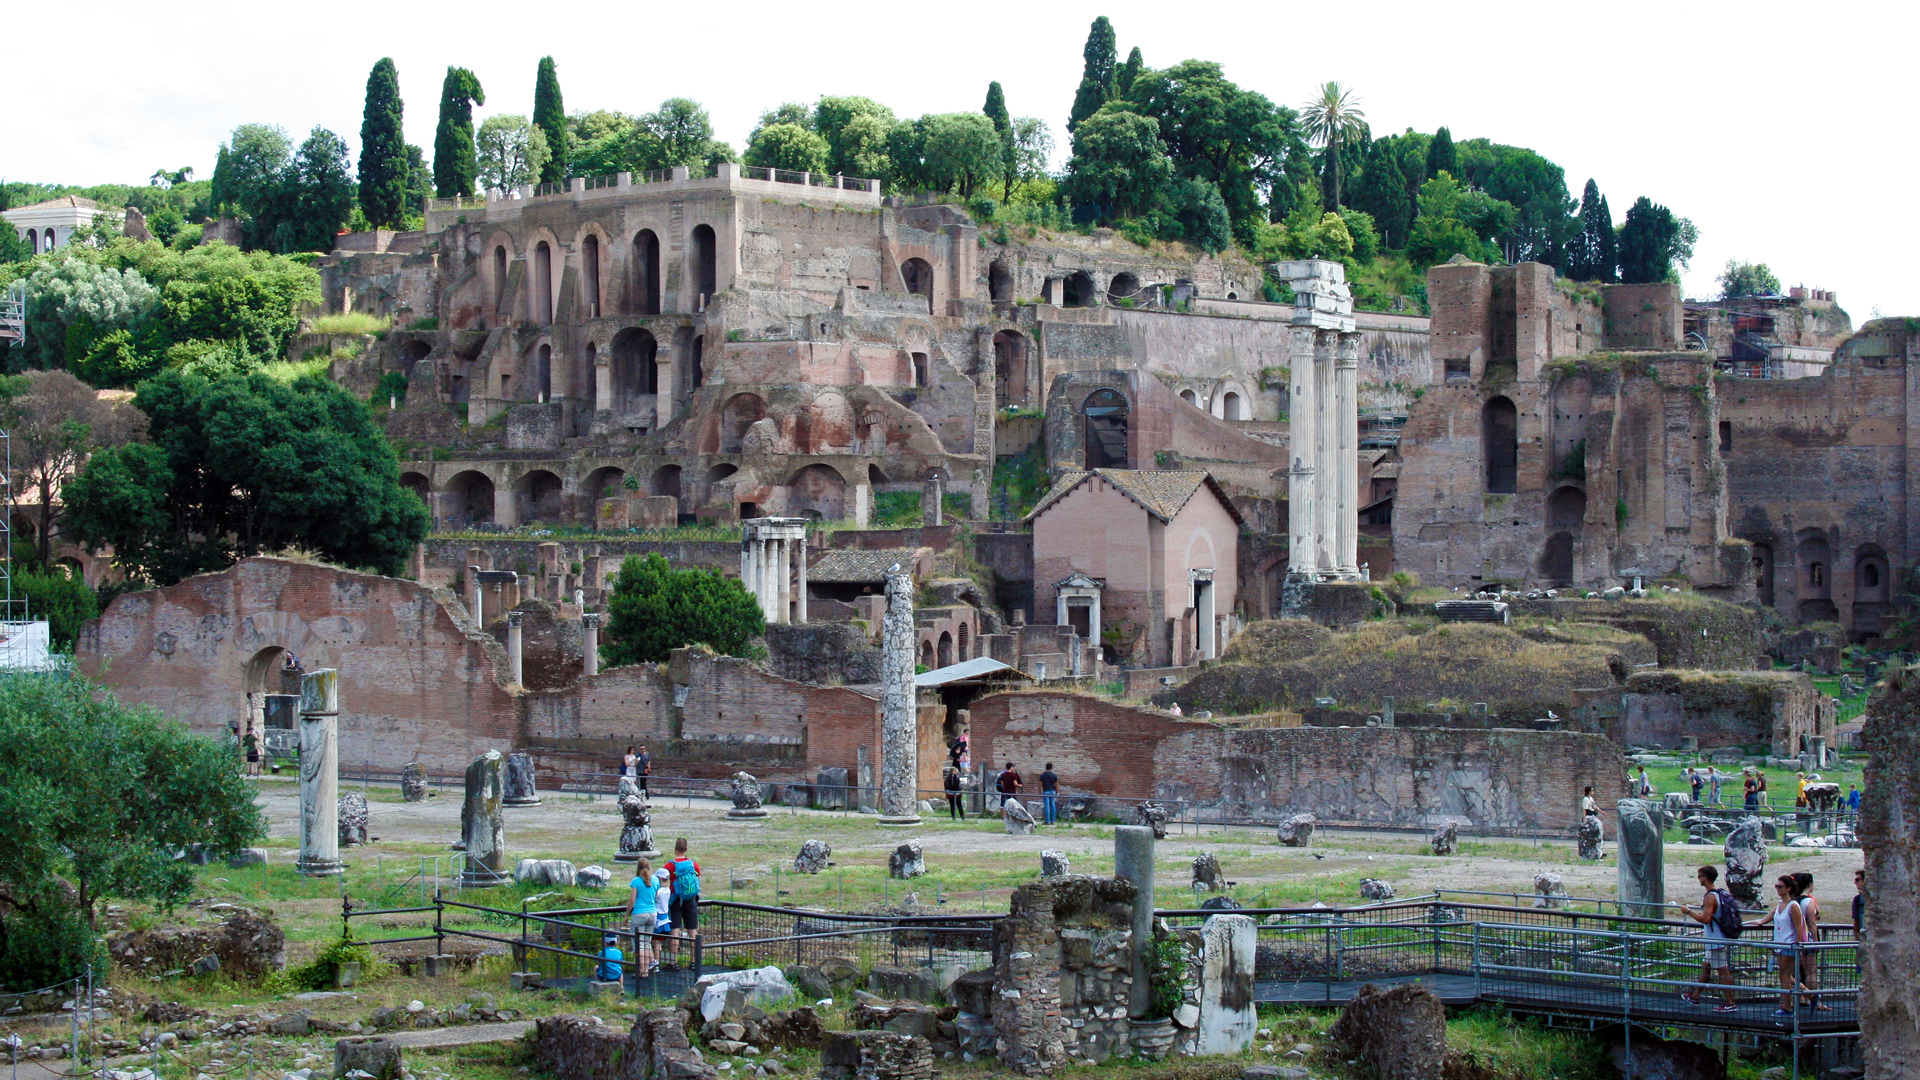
357,58,409,229
0,369,148,565
568,110,661,177
751,102,814,136
1617,196,1695,284
1063,109,1173,220
1425,126,1456,180
920,113,1003,198
1567,179,1616,282
1169,179,1232,253
268,127,355,253
1116,47,1144,97
475,115,552,195
532,56,568,183
1350,141,1410,248
64,368,429,585
404,144,433,218
0,221,30,264
0,674,266,989
646,98,731,170
1340,207,1380,263
13,253,160,373
1006,117,1056,202
813,97,897,178
433,67,486,198
1067,16,1118,132
1406,171,1512,269
1119,61,1305,242
208,145,234,215
1301,82,1366,210
744,123,830,175
1457,139,1576,265
218,124,293,242
983,81,1015,201
601,553,765,667
14,567,98,650
1719,259,1781,299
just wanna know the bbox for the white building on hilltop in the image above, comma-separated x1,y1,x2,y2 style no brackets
3,195,115,254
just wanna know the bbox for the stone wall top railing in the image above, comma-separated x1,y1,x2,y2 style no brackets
423,163,881,230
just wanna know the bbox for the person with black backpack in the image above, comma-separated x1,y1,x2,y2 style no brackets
1678,864,1742,1011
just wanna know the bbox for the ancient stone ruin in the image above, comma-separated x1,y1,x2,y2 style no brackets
1132,800,1169,839
1041,850,1070,877
1276,813,1315,847
1328,983,1447,1080
296,669,343,877
337,791,369,847
793,839,831,874
1429,820,1458,856
887,840,925,879
459,750,509,886
877,565,921,826
1615,798,1666,917
1724,816,1766,906
727,771,768,818
1577,814,1605,860
615,775,657,861
1532,872,1569,909
399,761,427,802
1003,797,1036,835
991,876,1137,1070
1190,852,1225,892
1359,879,1395,901
503,751,540,806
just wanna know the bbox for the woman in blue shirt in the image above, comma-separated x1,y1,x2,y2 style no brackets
629,858,656,975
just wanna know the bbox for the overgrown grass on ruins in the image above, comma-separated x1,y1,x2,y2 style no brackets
307,311,392,336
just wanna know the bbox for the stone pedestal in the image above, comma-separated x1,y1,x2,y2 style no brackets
296,669,344,877
1616,798,1666,917
400,762,428,802
878,567,921,825
460,751,510,886
727,771,769,818
1191,914,1257,1055
1113,826,1156,1020
616,776,658,861
504,751,541,806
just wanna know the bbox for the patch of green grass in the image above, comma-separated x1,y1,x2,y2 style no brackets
309,312,392,336
257,357,333,382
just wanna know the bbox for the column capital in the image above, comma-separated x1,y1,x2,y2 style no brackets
1336,330,1361,366
581,612,602,630
507,610,523,627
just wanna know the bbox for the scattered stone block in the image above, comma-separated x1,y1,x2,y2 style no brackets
888,841,925,879
819,1031,933,1080
1358,879,1395,902
576,864,611,889
794,839,832,874
1531,873,1569,909
1002,798,1035,835
338,791,369,847
1430,821,1458,857
1328,983,1445,1080
513,859,576,887
1577,814,1605,860
1276,813,1316,847
1724,816,1767,907
1132,800,1169,839
227,848,268,869
503,751,541,806
334,1036,401,1080
1040,850,1070,877
399,762,427,802
1191,852,1225,892
866,965,940,1003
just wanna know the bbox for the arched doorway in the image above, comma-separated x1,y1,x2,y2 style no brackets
533,343,552,402
1798,531,1836,623
901,258,933,301
993,330,1028,409
988,259,1012,303
1180,388,1198,406
1540,532,1575,585
1063,271,1097,308
584,467,627,506
650,465,683,500
1482,397,1518,493
1751,542,1776,608
610,328,658,416
533,241,554,325
399,471,431,507
720,393,768,453
1083,388,1129,469
1221,391,1243,421
706,463,738,485
447,470,495,524
581,233,602,318
493,245,508,314
937,631,954,668
633,230,660,315
515,470,565,523
920,640,934,668
787,464,848,520
1108,272,1140,304
1548,486,1586,530
690,224,717,309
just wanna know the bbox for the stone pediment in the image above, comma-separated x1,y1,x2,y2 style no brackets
1055,572,1104,592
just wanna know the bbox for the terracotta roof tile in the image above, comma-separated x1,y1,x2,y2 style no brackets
1024,469,1243,526
806,548,927,583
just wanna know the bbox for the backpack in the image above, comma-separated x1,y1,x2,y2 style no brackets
671,858,701,900
1711,889,1744,938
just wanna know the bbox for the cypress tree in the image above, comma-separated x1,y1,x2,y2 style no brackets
1067,16,1118,132
432,67,486,199
984,81,1015,201
1116,47,1144,97
357,58,408,228
1426,125,1456,179
1352,142,1409,249
209,144,234,216
1571,179,1617,283
533,56,568,184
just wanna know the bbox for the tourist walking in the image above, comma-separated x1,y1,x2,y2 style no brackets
1633,764,1653,797
1678,865,1740,1011
944,766,965,820
1852,868,1865,944
243,724,262,777
627,858,657,975
1793,871,1828,1010
636,744,652,797
1040,763,1059,825
664,838,700,970
1688,767,1703,803
948,731,968,771
995,761,1022,810
623,745,637,780
1748,874,1811,1020
1707,765,1723,805
1757,771,1770,808
1581,786,1597,817
1794,772,1809,809
1847,783,1861,813
1743,770,1760,810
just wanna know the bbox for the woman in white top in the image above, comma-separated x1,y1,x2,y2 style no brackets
1580,786,1597,816
1747,873,1810,1017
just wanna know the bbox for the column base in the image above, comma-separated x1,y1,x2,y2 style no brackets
296,857,345,877
614,849,661,862
877,815,923,827
460,866,512,887
504,797,542,807
726,808,770,819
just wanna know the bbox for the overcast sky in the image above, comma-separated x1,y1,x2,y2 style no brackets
8,1,1912,317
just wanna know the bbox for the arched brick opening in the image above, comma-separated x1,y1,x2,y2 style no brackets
1063,270,1097,308
1108,272,1140,303
690,224,717,309
633,230,660,315
650,465,682,500
920,640,934,668
1482,396,1518,494
493,245,508,315
993,330,1028,410
399,471,430,505
786,463,847,520
1221,391,1243,421
1548,486,1586,530
1540,531,1575,585
1180,388,1198,406
1798,530,1836,623
1857,546,1890,601
533,241,554,325
534,343,552,401
611,328,658,415
901,258,933,301
447,470,495,524
585,467,627,502
1750,541,1776,608
720,393,768,453
1083,388,1129,469
989,259,1012,303
706,463,738,485
581,234,602,318
937,631,953,668
515,469,565,522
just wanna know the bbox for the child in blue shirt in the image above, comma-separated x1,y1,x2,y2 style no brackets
596,934,624,982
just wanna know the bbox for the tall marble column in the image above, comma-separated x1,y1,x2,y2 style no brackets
774,539,790,625
877,566,921,825
795,535,809,623
1286,326,1319,576
1335,331,1361,576
469,566,484,626
758,540,776,620
1314,330,1337,571
296,669,344,877
740,538,757,607
582,613,601,677
506,610,524,686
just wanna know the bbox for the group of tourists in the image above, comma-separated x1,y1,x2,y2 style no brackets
1677,866,1863,1021
941,733,1061,824
596,836,702,983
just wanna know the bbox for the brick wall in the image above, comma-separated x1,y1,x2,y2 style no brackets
965,691,1621,835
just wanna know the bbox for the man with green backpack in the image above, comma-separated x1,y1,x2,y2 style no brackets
664,837,701,971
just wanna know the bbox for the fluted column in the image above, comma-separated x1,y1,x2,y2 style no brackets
795,535,809,623
1314,329,1337,572
296,669,343,877
1335,331,1360,577
1286,326,1319,576
774,539,790,624
740,536,757,609
582,613,601,677
507,610,524,686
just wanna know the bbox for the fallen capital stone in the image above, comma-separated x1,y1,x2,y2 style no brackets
699,967,795,1023
1040,850,1070,877
1532,873,1569,909
730,772,765,811
576,865,612,889
1358,879,1395,901
794,839,832,874
513,859,577,887
1192,852,1226,892
338,792,369,847
887,841,925,880
503,752,540,806
1430,821,1458,857
1132,800,1170,839
1276,813,1316,847
1002,798,1036,835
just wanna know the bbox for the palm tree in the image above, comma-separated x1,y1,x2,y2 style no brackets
1301,82,1366,210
